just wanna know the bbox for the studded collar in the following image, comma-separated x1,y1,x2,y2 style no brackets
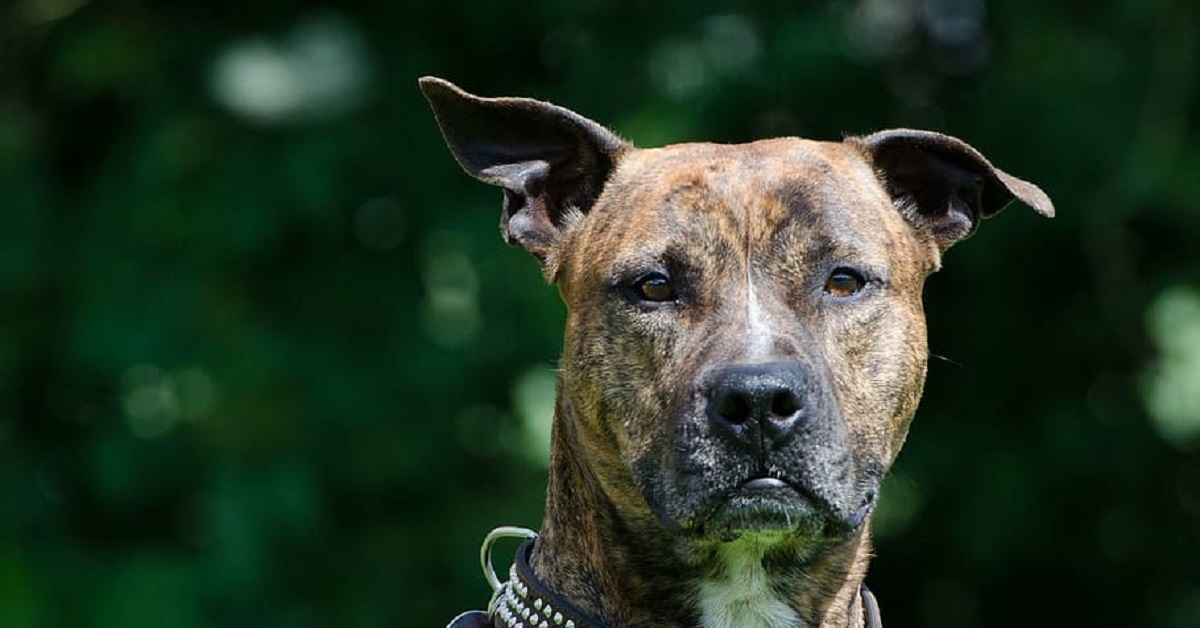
447,527,883,628
490,538,604,628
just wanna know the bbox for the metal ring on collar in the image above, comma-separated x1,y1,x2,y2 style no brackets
480,526,538,592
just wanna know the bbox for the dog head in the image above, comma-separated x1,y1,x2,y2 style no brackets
420,77,1052,548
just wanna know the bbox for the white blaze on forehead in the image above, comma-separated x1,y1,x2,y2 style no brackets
746,271,775,360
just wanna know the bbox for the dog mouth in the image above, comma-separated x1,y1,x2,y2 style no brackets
688,471,879,542
741,477,791,491
699,474,827,540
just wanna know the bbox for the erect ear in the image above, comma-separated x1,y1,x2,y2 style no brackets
856,129,1054,251
418,76,630,263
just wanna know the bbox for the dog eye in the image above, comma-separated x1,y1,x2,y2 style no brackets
633,273,676,302
825,268,866,297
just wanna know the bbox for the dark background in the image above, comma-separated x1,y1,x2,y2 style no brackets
2,1,1199,626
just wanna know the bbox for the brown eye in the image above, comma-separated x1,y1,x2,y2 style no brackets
634,273,676,302
825,268,866,297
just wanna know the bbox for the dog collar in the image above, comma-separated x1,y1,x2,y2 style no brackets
447,527,602,628
490,538,604,628
448,527,882,628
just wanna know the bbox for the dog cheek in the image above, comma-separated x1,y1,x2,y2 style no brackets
859,300,928,464
870,292,928,454
821,295,926,467
566,308,679,470
619,317,717,527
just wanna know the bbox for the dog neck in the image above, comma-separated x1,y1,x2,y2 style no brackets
530,403,875,628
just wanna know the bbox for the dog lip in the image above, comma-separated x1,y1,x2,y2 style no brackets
699,477,824,538
730,474,828,516
846,488,879,530
741,477,789,490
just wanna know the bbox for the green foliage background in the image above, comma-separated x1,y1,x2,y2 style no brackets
2,1,1199,626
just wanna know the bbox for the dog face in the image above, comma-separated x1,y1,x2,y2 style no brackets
555,140,932,543
420,77,1053,549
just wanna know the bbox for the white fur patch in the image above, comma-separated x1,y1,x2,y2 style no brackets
745,275,774,359
697,539,804,628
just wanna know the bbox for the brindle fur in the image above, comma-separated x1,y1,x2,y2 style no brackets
420,77,1053,628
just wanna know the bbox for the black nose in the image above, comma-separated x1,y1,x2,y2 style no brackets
705,362,809,446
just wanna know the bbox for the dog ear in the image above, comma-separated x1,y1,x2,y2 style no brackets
856,129,1054,250
419,77,630,262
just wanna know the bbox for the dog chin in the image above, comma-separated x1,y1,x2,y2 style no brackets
700,480,829,542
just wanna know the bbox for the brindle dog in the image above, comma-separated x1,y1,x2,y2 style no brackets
421,77,1053,628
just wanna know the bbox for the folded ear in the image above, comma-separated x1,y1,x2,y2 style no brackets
418,77,630,263
855,129,1054,251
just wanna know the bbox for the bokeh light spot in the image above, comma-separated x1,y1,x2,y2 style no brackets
648,14,760,100
121,364,218,439
1143,285,1200,449
512,367,556,468
419,231,481,347
209,14,370,125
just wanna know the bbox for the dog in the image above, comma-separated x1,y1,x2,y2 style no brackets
420,77,1053,628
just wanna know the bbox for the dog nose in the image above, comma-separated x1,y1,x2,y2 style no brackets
705,362,809,446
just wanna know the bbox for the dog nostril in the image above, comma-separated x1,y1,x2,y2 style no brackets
716,393,752,425
770,390,802,419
